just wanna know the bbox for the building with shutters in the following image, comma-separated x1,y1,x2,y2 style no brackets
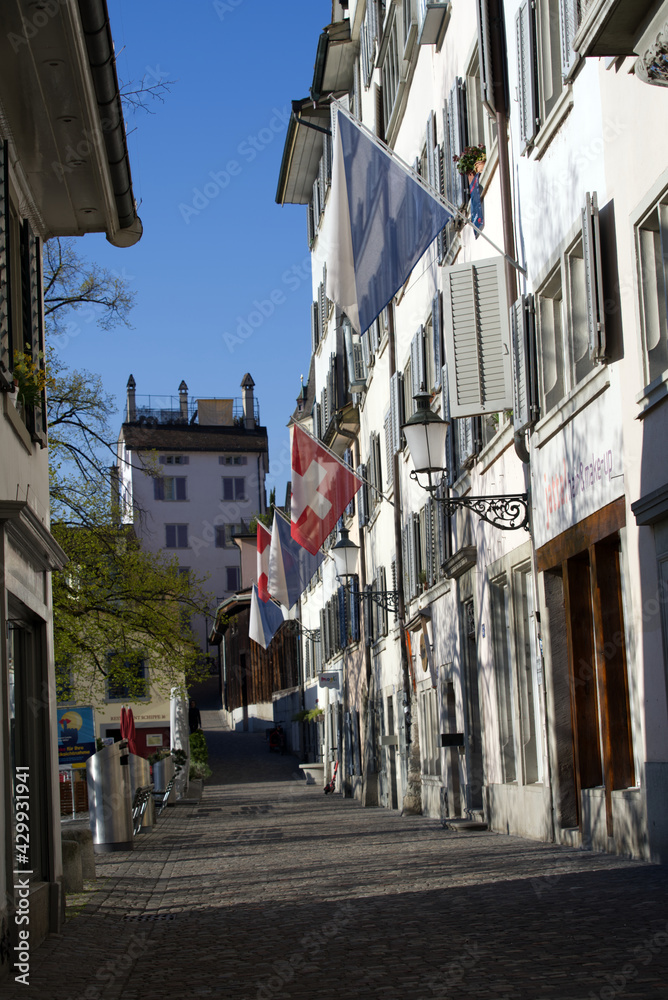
276,0,668,863
116,374,269,666
0,0,142,969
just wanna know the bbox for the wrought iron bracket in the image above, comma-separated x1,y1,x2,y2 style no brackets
410,471,530,531
338,581,400,615
281,620,321,642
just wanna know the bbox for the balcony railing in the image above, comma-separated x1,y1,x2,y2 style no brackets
132,395,260,427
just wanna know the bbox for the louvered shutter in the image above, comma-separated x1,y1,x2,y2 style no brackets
323,132,332,187
313,176,321,227
442,256,513,417
432,291,443,391
411,328,426,396
457,417,475,467
384,411,394,492
0,141,11,376
476,0,496,116
390,371,404,453
402,525,410,602
338,586,347,648
375,82,385,141
367,433,378,511
312,401,321,440
154,477,165,501
409,515,418,598
559,0,579,79
582,192,607,363
311,301,319,352
320,609,327,661
380,566,388,636
426,111,436,191
361,328,371,371
441,362,456,486
436,139,449,262
391,561,398,622
373,432,383,501
516,0,538,151
447,79,466,208
357,463,369,527
350,575,360,641
21,221,44,435
319,281,327,338
307,202,315,248
510,294,539,432
425,500,435,586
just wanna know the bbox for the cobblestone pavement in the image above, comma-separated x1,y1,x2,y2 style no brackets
8,710,668,1000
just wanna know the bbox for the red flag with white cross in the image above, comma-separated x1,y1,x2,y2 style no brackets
257,521,272,603
290,424,362,555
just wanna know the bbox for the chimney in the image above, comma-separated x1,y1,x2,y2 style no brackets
126,375,136,421
179,380,188,422
241,373,255,429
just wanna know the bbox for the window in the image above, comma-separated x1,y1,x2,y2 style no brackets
536,196,605,413
381,11,401,128
419,687,442,777
162,455,189,465
222,477,246,502
107,657,148,701
637,195,668,386
165,524,188,548
516,0,578,152
215,524,241,548
226,566,240,591
219,455,248,466
157,476,187,501
465,48,497,153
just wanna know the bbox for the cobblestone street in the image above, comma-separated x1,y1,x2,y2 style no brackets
10,711,668,1000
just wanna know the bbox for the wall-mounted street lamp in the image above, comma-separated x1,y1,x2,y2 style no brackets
331,526,401,615
402,387,530,532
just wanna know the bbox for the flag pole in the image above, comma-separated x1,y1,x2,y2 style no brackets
330,99,527,279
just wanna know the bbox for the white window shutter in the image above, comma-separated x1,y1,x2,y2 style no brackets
476,0,496,116
447,79,465,207
457,417,475,467
384,411,394,491
441,362,456,486
311,301,319,353
443,256,513,417
390,371,404,453
426,110,436,191
411,327,426,395
344,318,367,391
510,296,529,432
0,141,10,371
357,463,369,527
313,176,321,227
559,0,579,79
582,192,607,363
516,0,538,151
432,291,443,391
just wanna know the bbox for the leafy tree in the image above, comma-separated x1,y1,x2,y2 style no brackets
43,244,216,704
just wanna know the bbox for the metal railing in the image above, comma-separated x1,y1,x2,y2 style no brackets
132,395,260,426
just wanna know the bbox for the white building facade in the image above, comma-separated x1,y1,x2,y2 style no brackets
277,0,668,862
117,374,269,661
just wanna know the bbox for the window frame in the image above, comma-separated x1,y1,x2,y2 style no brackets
165,523,188,549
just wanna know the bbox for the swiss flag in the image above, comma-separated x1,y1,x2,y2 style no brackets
257,522,272,603
291,424,362,555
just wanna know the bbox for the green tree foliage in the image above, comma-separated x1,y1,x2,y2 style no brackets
44,242,216,705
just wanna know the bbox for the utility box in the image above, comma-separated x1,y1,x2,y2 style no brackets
86,740,133,853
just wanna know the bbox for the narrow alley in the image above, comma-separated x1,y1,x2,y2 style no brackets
9,712,668,1000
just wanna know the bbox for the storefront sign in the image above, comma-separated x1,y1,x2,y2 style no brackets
532,379,624,549
319,672,340,689
57,706,96,766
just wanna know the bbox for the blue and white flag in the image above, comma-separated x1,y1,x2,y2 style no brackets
249,584,284,650
268,509,323,610
326,107,452,333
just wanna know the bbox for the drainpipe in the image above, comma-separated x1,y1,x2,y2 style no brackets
388,308,421,815
488,0,529,468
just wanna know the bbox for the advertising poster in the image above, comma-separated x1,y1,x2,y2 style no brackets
57,706,96,766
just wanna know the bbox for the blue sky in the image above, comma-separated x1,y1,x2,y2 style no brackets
58,0,330,504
